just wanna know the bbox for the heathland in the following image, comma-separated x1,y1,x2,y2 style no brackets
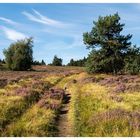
0,66,140,136
1,13,140,137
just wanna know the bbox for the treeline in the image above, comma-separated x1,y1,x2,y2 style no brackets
32,60,46,65
67,57,87,67
2,38,86,71
48,55,63,66
2,13,140,74
2,38,60,70
0,59,5,64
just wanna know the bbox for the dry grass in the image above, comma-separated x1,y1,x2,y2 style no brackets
66,73,140,136
0,66,83,136
1,66,140,137
3,105,56,136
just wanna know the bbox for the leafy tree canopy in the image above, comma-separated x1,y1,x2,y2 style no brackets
3,37,33,71
51,55,63,66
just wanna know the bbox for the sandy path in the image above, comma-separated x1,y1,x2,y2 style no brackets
57,91,73,137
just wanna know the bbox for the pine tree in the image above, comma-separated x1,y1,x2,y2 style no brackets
83,13,132,74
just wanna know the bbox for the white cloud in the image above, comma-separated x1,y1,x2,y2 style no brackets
0,17,18,25
1,26,27,41
22,9,70,28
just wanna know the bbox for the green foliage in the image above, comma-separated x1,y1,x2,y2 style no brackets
0,59,5,64
124,46,140,74
41,59,46,65
51,55,62,66
125,56,140,75
83,13,138,74
86,50,103,73
0,59,7,71
32,59,46,65
3,38,33,71
68,59,75,66
32,60,41,65
86,50,124,74
67,57,87,67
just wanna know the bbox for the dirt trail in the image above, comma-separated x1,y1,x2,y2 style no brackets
57,91,73,137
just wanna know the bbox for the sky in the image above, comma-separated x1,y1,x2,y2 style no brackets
0,3,140,64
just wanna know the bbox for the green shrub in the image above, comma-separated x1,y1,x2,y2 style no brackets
124,50,140,75
51,55,62,66
3,38,33,71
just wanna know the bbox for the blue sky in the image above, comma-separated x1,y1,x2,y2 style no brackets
0,3,140,64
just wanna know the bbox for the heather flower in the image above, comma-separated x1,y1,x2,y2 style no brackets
90,108,129,125
15,87,31,97
0,79,8,88
114,83,126,93
37,99,61,110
